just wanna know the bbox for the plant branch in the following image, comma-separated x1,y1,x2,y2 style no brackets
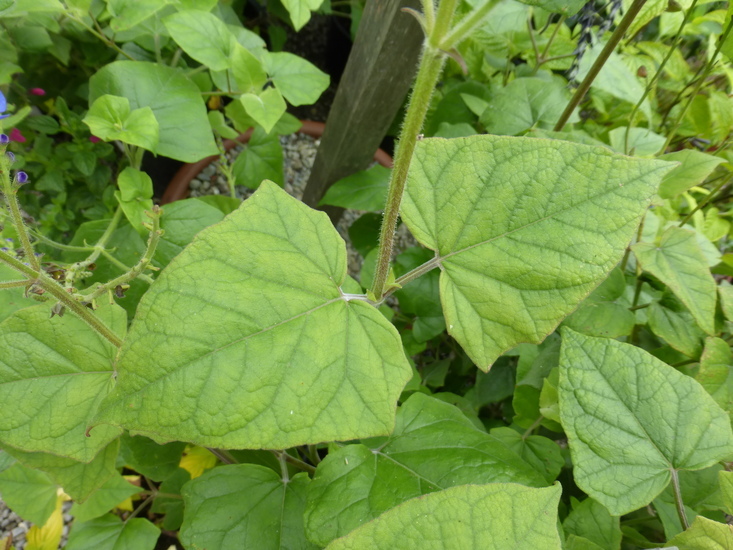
207,448,237,465
678,176,731,227
271,450,316,474
624,0,699,154
440,0,501,49
63,10,135,61
662,15,733,152
1,157,40,271
554,0,649,132
65,207,123,290
378,255,441,305
0,279,28,289
670,468,690,530
371,46,446,299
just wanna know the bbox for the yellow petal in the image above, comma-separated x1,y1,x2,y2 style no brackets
25,493,64,550
179,446,217,479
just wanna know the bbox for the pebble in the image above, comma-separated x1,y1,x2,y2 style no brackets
1,499,73,549
188,132,416,279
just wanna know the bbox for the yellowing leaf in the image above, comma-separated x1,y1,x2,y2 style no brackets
25,491,67,550
179,446,218,479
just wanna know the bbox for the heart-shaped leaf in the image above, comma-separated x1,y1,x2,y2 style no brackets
94,182,411,449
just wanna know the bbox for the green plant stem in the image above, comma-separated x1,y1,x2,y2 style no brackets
377,255,441,305
662,16,733,152
1,158,40,271
431,0,459,46
624,0,699,154
540,15,567,61
99,250,154,285
64,10,135,61
371,47,446,299
306,445,321,465
207,448,237,464
522,417,543,439
125,494,153,522
620,211,646,272
278,452,290,482
440,0,501,49
528,16,541,68
554,0,649,132
629,302,650,311
272,450,316,475
678,176,731,227
66,207,124,289
670,468,690,530
0,248,123,347
0,279,28,289
82,207,163,302
421,0,435,33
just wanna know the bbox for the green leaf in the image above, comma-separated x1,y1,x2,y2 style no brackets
697,337,733,425
107,0,169,32
118,434,185,482
232,126,284,189
83,94,159,151
281,0,323,31
480,77,574,136
239,87,287,134
608,127,666,157
562,301,635,339
563,498,622,550
0,265,35,323
231,43,268,92
208,110,239,139
647,302,704,358
89,61,218,162
516,0,584,15
71,474,143,523
149,468,189,530
559,329,733,516
658,150,726,199
719,470,733,515
304,393,546,546
325,483,563,549
0,304,124,461
156,199,225,265
489,427,564,484
720,281,733,321
401,135,672,369
0,462,58,525
94,182,411,449
116,167,154,235
666,516,733,550
265,52,329,106
66,514,160,550
163,9,236,71
180,464,317,549
5,439,120,502
319,165,390,211
632,226,717,335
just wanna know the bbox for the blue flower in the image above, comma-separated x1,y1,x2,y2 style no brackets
0,91,10,120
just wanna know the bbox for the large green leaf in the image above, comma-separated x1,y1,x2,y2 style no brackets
180,464,317,549
265,52,329,107
4,439,120,502
94,182,411,449
325,483,563,549
83,94,159,151
657,150,726,199
319,165,391,212
666,516,733,550
71,473,143,522
163,9,236,71
240,87,287,134
66,514,160,550
89,61,218,162
697,337,733,425
304,393,546,546
480,77,575,136
647,302,704,358
0,461,58,525
0,304,124,461
232,126,284,189
559,329,733,515
0,264,34,323
563,498,622,550
632,225,717,335
281,0,323,31
400,135,672,369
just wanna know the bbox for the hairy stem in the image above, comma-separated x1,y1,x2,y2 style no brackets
554,0,649,132
1,156,39,271
370,47,446,299
272,450,316,475
0,279,28,289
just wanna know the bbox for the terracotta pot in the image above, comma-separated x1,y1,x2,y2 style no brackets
161,120,393,205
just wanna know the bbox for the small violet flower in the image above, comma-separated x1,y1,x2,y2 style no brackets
15,171,27,184
9,128,25,143
0,90,9,119
29,88,45,96
0,134,8,144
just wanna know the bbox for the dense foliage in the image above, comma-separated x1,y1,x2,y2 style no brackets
1,0,733,549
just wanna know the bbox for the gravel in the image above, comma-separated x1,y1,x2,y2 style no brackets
0,500,72,549
188,132,416,279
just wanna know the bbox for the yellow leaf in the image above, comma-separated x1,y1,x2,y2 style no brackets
25,490,67,550
179,446,217,479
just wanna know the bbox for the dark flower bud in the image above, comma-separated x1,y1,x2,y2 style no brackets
0,134,8,144
15,171,28,184
5,151,14,163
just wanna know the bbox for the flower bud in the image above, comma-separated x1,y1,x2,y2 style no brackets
15,171,28,184
9,128,25,143
29,88,46,96
5,151,15,163
0,134,8,144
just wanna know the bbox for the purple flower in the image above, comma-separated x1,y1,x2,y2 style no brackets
5,151,14,162
9,128,24,143
29,88,45,96
0,134,7,144
15,171,27,184
0,91,9,120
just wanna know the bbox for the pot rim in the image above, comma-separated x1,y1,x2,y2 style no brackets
161,119,393,204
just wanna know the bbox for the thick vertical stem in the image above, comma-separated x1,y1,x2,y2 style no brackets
370,47,446,299
671,469,690,530
1,156,39,271
554,0,649,132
